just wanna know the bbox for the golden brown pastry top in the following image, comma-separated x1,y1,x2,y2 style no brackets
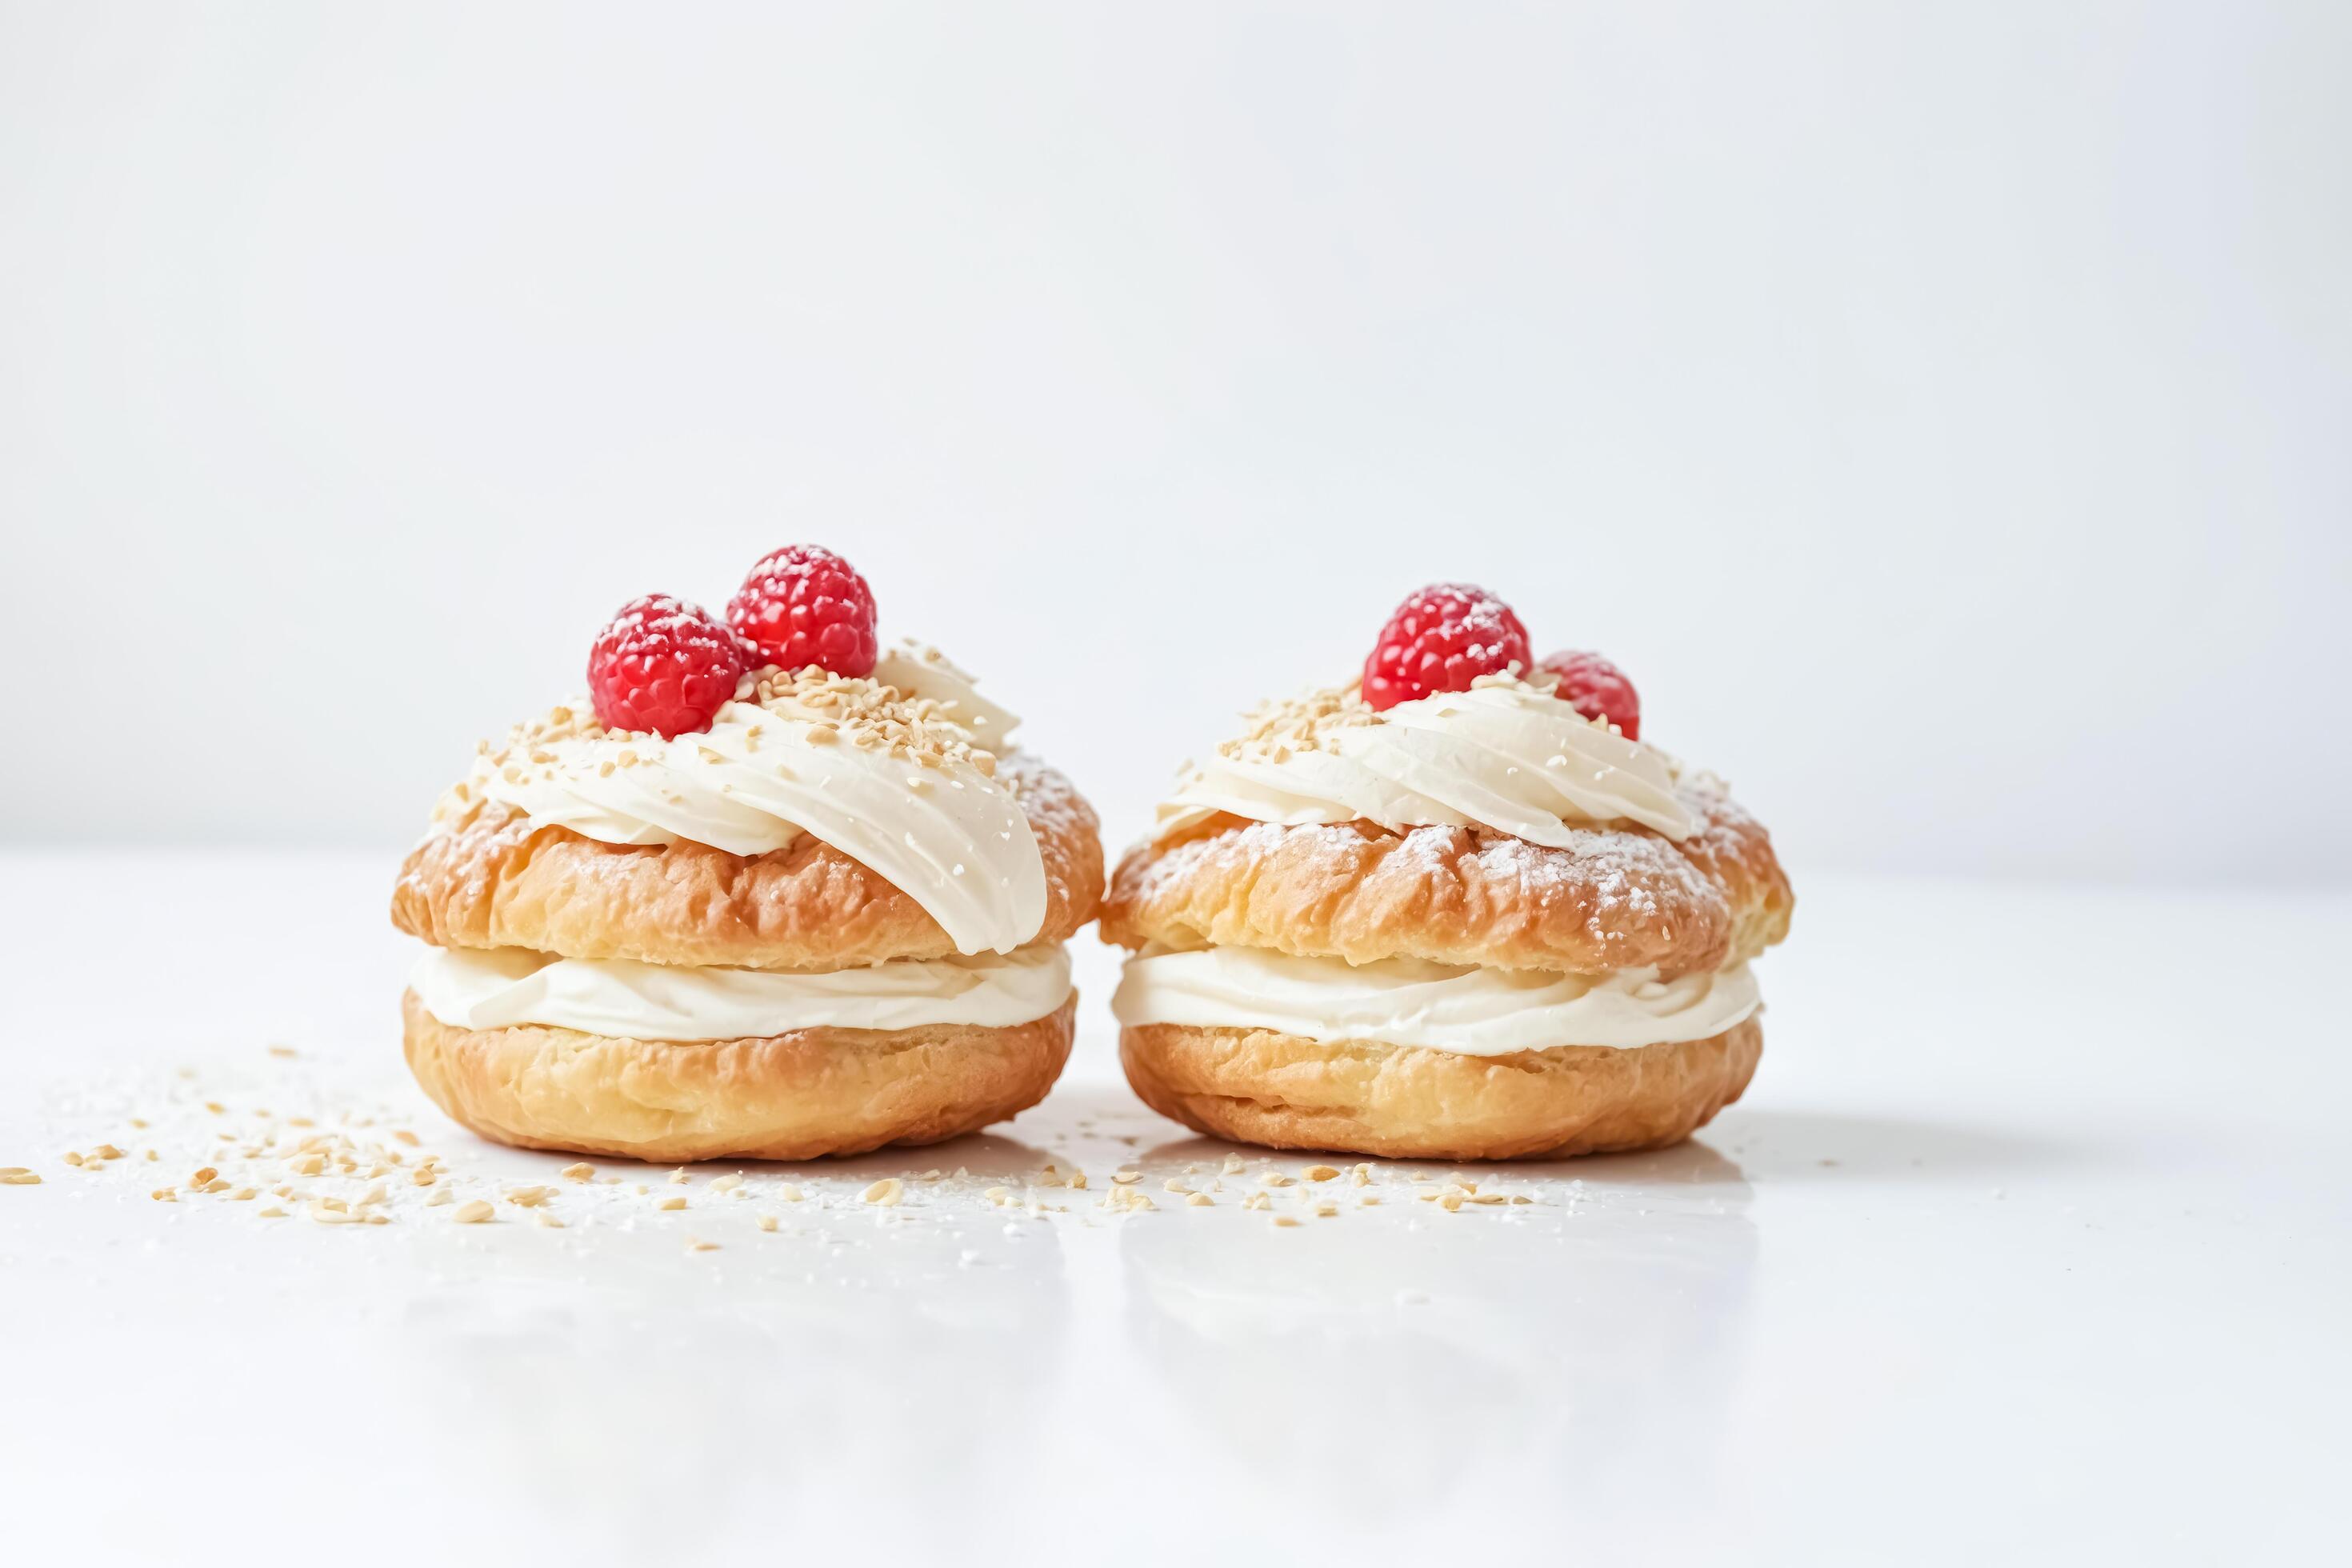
1099,786,1789,979
394,752,1103,972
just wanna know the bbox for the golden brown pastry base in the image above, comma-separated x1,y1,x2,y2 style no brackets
1102,788,1790,980
402,990,1075,1162
1119,1014,1761,1161
394,753,1103,972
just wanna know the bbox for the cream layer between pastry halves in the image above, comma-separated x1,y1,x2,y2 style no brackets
1111,945,1757,1057
412,942,1073,1042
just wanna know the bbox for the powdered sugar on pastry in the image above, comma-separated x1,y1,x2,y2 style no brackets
412,942,1073,1041
434,650,1048,955
1113,945,1757,1055
1154,674,1694,845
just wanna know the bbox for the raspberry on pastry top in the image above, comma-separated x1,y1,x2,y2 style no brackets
1534,648,1642,740
1362,582,1532,711
584,594,747,739
726,542,881,679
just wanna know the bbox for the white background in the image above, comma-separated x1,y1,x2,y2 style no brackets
4,1,2347,881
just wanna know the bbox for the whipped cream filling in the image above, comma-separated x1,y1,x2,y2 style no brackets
1155,678,1694,846
1111,945,1757,1055
460,642,1047,955
411,943,1073,1042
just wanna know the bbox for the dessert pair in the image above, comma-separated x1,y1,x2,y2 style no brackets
393,554,1791,1163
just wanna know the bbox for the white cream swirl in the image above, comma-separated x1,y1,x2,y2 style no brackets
1155,678,1694,845
1112,946,1756,1055
412,943,1072,1042
872,640,1022,750
464,646,1046,955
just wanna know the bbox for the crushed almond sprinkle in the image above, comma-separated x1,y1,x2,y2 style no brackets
658,1196,687,1212
452,1200,494,1224
1186,1193,1213,1207
559,1162,594,1182
756,1215,778,1233
1304,1165,1339,1182
861,1178,904,1207
1210,680,1381,767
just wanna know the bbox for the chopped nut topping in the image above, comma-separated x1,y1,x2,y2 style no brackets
861,1178,904,1207
452,1200,494,1224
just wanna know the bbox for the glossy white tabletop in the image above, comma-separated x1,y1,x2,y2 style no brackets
1,852,2343,1564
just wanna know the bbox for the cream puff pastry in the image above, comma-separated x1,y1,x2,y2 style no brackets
393,546,1102,1162
1103,583,1791,1161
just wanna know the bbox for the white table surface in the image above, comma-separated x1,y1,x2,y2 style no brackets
1,851,2344,1565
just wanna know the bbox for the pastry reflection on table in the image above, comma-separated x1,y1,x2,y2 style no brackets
383,1133,1070,1551
1120,1135,1756,1511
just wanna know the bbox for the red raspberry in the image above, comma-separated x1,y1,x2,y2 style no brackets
1361,583,1532,710
726,543,879,678
1535,649,1642,739
586,594,747,738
